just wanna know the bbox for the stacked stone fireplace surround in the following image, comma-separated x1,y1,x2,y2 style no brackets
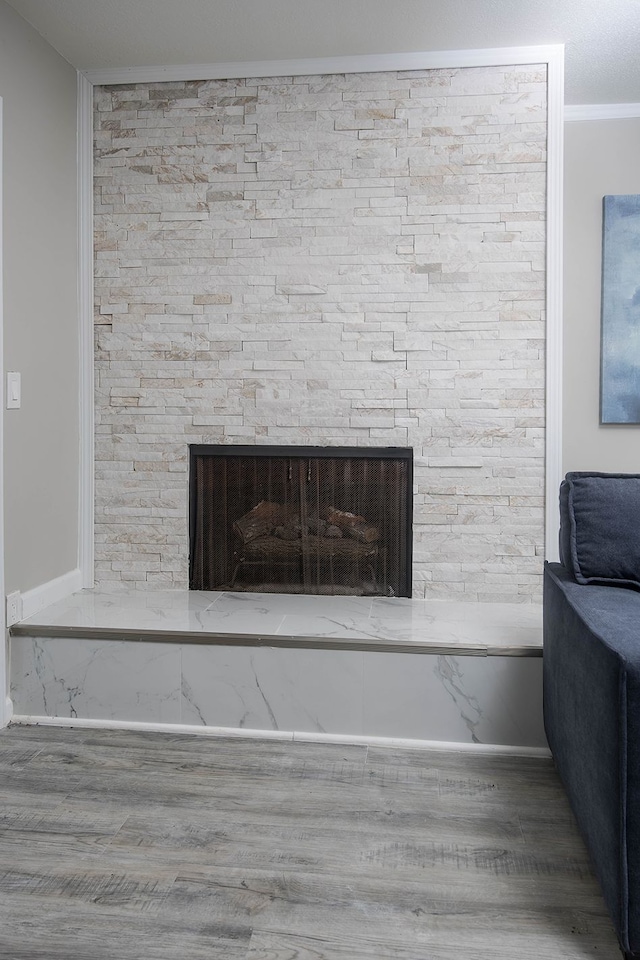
93,64,547,602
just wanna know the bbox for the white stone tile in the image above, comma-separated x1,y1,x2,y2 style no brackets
93,66,548,599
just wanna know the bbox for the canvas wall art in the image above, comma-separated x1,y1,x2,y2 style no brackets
601,194,640,424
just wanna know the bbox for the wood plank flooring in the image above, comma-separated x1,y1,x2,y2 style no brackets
0,725,620,959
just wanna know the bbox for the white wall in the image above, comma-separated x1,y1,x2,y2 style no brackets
0,1,79,593
563,117,640,472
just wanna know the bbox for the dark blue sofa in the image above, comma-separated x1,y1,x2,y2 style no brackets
544,472,640,959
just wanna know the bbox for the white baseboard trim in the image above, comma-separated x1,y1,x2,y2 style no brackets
8,714,551,758
20,569,83,621
291,729,550,757
3,697,13,728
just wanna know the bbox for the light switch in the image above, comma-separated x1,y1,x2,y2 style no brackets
6,372,20,409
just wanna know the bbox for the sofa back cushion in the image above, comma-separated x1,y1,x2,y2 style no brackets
560,472,640,587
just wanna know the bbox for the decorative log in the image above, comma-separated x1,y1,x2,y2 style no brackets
324,507,366,530
274,519,309,540
240,534,377,561
346,521,380,544
274,524,300,541
324,507,378,543
233,501,286,544
307,516,328,536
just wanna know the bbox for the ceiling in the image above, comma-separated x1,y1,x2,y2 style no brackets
5,0,640,104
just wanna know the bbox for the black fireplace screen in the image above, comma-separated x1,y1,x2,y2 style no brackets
189,446,412,597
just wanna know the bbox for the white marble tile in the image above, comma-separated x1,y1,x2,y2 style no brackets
277,613,377,641
180,645,272,729
465,656,546,747
370,597,543,628
368,597,438,621
192,607,286,636
180,645,364,734
10,636,181,723
10,588,545,746
212,591,373,619
362,653,546,747
15,589,542,652
362,652,478,743
19,589,222,633
471,625,543,650
10,631,545,746
360,616,540,651
362,617,486,648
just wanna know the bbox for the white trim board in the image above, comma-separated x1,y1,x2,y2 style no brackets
77,44,565,576
565,103,640,122
0,96,8,726
77,73,94,589
20,569,83,621
544,47,564,561
9,714,552,759
81,45,564,86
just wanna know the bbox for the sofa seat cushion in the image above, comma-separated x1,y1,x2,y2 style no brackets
560,472,640,588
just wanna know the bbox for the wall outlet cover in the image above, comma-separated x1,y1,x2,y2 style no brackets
6,590,23,626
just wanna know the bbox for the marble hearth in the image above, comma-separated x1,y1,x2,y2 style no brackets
9,591,545,749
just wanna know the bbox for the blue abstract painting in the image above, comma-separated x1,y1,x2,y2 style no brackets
601,195,640,423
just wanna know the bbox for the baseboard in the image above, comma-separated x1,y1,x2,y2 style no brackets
291,729,551,757
20,569,83,621
8,714,551,758
3,696,13,728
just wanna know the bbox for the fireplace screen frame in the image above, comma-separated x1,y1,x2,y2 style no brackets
189,444,413,597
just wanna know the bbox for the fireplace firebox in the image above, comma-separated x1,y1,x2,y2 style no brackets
189,446,412,597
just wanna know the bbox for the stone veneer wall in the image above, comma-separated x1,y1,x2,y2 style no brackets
94,65,547,600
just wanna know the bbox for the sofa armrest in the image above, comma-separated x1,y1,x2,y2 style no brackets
544,561,640,956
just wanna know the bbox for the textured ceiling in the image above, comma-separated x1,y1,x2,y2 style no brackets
4,0,640,104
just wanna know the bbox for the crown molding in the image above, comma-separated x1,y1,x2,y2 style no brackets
81,44,564,86
565,102,640,122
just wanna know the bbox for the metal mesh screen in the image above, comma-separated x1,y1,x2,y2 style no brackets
190,447,412,596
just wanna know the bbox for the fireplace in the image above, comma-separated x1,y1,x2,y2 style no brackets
189,446,413,597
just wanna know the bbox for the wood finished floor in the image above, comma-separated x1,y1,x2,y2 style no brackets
0,725,620,960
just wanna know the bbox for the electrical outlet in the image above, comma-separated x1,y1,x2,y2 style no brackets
6,591,22,626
